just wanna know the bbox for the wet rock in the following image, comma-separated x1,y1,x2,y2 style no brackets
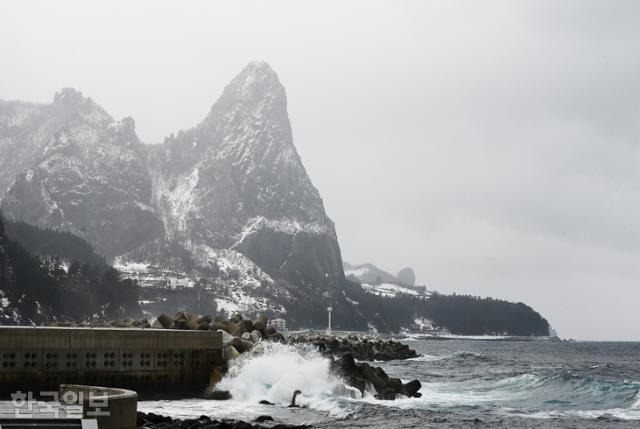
259,400,275,405
254,415,273,422
290,334,418,361
333,352,422,400
253,313,267,333
374,390,396,400
250,329,263,342
403,379,422,398
223,345,240,361
231,337,254,353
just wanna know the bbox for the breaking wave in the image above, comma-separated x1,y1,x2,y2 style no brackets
217,342,351,417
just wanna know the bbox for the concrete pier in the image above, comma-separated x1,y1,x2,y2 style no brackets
0,326,223,399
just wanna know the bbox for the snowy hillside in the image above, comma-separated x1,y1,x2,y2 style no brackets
361,282,431,299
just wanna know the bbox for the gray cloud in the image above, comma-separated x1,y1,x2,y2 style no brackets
1,0,639,340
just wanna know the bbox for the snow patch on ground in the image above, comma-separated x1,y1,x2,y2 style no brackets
345,266,370,278
115,244,289,316
361,282,429,298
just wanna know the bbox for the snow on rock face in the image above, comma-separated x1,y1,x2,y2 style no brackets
149,62,345,291
0,62,346,320
0,91,164,257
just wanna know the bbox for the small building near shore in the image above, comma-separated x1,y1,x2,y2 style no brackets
269,318,286,331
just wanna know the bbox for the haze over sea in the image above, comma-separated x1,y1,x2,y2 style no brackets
140,337,640,428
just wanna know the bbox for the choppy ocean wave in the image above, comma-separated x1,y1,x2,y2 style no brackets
140,339,640,428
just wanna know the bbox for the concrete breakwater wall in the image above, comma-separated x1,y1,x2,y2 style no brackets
0,326,222,398
59,384,138,429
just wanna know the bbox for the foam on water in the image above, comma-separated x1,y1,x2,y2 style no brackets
406,353,444,362
217,342,350,417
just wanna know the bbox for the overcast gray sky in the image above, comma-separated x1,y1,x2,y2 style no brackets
2,0,639,341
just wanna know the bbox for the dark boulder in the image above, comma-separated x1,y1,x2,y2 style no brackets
231,337,254,353
241,319,253,333
403,379,422,398
374,390,397,400
173,312,188,329
197,314,212,324
254,415,274,422
333,352,422,401
156,314,174,329
253,313,268,332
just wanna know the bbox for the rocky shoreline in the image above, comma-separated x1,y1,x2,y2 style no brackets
137,412,310,429
75,312,423,412
332,353,421,400
288,334,418,361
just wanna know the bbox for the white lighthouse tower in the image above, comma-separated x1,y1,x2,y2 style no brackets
326,306,333,336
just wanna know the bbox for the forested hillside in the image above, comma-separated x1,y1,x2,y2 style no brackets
3,219,107,269
0,215,140,324
341,280,550,335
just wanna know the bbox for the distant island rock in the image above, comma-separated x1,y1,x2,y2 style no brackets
397,267,416,286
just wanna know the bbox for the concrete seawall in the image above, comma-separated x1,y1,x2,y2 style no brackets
0,326,223,399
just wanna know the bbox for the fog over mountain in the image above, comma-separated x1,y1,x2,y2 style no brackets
2,0,639,340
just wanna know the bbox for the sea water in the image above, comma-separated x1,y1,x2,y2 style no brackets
139,338,640,428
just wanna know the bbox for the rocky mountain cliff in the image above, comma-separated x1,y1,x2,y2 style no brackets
0,89,163,257
0,62,346,324
147,62,344,291
0,218,12,289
